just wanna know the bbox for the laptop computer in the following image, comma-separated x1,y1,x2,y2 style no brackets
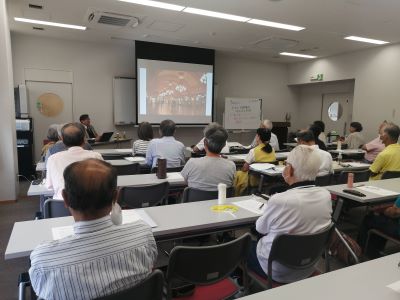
98,132,114,142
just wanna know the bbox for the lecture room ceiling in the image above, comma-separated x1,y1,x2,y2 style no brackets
7,0,400,63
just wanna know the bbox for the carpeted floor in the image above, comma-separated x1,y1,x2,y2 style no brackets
0,181,39,300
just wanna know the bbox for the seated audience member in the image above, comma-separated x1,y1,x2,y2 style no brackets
132,121,153,156
362,121,387,163
313,120,327,143
45,123,92,164
181,124,236,190
248,145,332,283
29,159,157,300
369,122,400,180
342,121,365,149
79,113,99,140
192,122,229,154
250,119,280,151
296,130,333,176
46,123,103,200
40,125,59,161
235,128,276,195
309,124,327,151
358,195,400,258
146,119,185,169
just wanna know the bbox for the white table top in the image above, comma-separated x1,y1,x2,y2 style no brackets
240,253,400,300
27,172,186,196
325,178,400,204
329,149,366,155
94,148,132,155
227,152,290,163
332,161,371,173
5,195,264,260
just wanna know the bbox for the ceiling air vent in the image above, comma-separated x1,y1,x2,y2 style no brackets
88,11,139,28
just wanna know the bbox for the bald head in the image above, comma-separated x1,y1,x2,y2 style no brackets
63,159,117,215
61,123,85,147
261,119,273,130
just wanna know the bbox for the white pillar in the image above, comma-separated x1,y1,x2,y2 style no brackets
0,0,18,201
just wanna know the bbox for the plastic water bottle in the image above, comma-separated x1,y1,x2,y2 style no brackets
218,183,227,205
338,152,343,164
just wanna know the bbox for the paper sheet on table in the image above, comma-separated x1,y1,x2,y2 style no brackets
115,149,132,153
229,154,248,160
249,163,276,171
124,156,146,163
52,226,74,240
123,209,157,228
387,280,400,293
52,210,157,240
167,172,184,181
356,186,398,196
344,162,371,168
233,199,265,215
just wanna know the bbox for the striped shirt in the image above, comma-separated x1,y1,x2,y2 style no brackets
29,215,157,300
132,139,150,155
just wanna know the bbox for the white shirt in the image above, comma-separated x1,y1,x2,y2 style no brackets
250,133,280,151
46,146,103,200
29,216,157,300
256,184,332,283
195,137,230,154
311,145,333,176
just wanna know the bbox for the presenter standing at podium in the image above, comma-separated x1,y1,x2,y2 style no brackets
80,114,99,141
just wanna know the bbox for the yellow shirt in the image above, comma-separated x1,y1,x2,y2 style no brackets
369,143,400,180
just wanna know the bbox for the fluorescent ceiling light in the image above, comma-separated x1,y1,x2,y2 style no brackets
247,19,305,31
118,0,185,11
280,52,316,59
344,36,388,45
183,7,250,22
14,17,86,30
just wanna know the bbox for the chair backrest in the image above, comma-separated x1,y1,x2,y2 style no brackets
381,171,400,179
101,154,128,160
113,163,140,176
117,182,170,208
315,174,332,186
95,269,164,300
338,169,370,184
152,166,184,173
268,223,334,286
166,233,251,299
181,186,234,203
43,199,71,218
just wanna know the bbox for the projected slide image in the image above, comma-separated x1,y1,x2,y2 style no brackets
146,70,208,116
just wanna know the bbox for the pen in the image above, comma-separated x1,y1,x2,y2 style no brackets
259,203,264,210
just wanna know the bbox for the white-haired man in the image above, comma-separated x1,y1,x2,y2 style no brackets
247,145,332,283
250,119,280,151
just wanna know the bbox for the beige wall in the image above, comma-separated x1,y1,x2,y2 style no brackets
0,0,17,201
11,34,297,146
288,43,400,141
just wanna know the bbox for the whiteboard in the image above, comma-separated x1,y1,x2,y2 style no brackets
113,77,136,125
224,97,262,130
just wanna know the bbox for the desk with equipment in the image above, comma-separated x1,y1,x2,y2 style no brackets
325,178,400,205
27,172,186,197
5,195,266,260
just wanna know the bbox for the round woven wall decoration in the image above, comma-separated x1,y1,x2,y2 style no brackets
36,93,64,117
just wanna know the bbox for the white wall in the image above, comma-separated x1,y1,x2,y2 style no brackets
0,0,18,201
293,80,355,130
288,43,400,141
11,34,298,146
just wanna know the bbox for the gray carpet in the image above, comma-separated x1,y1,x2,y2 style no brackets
0,181,39,300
